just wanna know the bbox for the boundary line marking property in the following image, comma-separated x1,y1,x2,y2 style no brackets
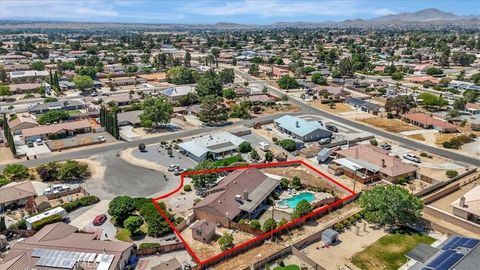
151,160,357,267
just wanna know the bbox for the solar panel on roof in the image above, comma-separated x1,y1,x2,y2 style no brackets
463,239,480,248
442,237,460,250
451,237,469,249
436,253,463,270
427,250,455,268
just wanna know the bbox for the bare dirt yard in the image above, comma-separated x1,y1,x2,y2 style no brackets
309,101,355,113
407,133,426,141
213,242,285,270
360,117,419,133
261,166,350,198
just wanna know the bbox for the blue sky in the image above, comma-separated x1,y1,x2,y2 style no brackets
0,0,478,24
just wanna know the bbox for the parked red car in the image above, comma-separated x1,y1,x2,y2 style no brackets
93,214,107,226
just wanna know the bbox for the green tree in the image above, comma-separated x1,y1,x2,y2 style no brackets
140,96,173,128
211,48,221,68
280,177,290,189
195,70,223,97
73,75,94,93
190,160,219,189
166,66,194,84
391,72,404,81
279,139,296,152
219,68,235,84
265,150,273,162
3,164,29,181
248,64,260,76
0,215,6,232
250,149,260,161
358,185,423,226
292,199,312,220
291,176,302,189
471,73,480,85
108,196,135,226
249,219,261,230
198,95,228,124
311,73,326,85
0,84,12,101
451,52,476,66
222,88,236,100
463,90,480,103
384,95,416,116
178,92,199,106
230,100,251,119
124,216,143,235
239,142,253,153
184,51,191,67
418,93,448,110
57,160,89,181
31,61,45,71
453,98,466,110
277,75,300,89
36,161,59,182
425,67,443,76
37,110,70,125
262,218,277,233
218,232,234,251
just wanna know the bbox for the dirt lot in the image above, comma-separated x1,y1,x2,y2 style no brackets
0,146,14,163
434,133,462,146
261,104,302,115
261,166,350,198
213,242,285,270
360,118,418,133
181,226,255,261
309,101,355,113
407,133,426,141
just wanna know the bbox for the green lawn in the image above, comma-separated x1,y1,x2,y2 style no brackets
67,110,82,116
351,229,436,270
274,265,300,270
213,155,245,167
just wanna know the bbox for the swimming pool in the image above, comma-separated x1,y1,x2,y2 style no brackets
278,192,315,209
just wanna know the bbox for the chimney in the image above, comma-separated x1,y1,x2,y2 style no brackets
381,159,386,168
296,121,300,128
243,190,249,201
459,196,466,208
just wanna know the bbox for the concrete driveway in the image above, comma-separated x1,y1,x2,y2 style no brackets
70,200,116,241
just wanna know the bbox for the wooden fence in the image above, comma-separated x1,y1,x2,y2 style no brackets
45,186,89,200
136,242,185,256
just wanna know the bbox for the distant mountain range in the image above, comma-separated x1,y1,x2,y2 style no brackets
0,9,479,30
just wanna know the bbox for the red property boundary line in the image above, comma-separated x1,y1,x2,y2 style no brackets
151,160,357,267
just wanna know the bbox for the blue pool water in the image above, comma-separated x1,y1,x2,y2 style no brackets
279,192,315,209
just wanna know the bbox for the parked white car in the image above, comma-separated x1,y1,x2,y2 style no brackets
403,153,421,163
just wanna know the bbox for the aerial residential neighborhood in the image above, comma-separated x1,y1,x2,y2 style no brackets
0,1,480,270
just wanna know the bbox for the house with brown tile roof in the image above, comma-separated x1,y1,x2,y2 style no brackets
21,120,92,142
0,222,134,270
193,168,279,227
8,114,39,135
466,103,480,115
0,181,37,212
402,112,457,133
330,144,417,183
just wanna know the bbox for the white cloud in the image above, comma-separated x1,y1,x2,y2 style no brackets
182,0,397,18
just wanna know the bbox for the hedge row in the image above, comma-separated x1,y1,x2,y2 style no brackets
32,214,63,231
61,196,100,212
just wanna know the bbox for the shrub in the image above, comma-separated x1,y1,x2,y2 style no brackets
32,214,63,231
61,196,100,212
262,218,277,233
249,219,261,230
174,216,185,225
280,178,290,189
291,176,302,189
56,160,89,181
139,242,161,249
279,139,296,152
37,110,70,125
442,135,472,149
0,177,9,187
446,170,459,179
3,164,30,181
9,219,27,230
239,219,249,225
124,216,143,235
369,139,378,146
108,196,135,226
183,184,192,192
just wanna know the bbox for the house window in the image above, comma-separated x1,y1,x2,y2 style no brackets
196,230,202,236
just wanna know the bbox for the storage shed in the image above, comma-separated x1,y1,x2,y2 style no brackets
322,228,339,245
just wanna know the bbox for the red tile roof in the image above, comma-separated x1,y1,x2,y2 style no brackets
403,113,457,130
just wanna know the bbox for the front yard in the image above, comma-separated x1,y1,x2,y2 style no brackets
309,101,355,113
351,229,435,270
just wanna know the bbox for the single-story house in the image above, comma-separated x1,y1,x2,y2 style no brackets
178,131,246,161
117,110,142,126
0,181,37,212
8,114,39,135
193,168,280,227
21,119,92,142
466,103,480,115
329,144,417,183
319,86,350,99
102,93,140,106
191,219,216,243
1,222,134,270
272,66,290,78
160,86,196,101
9,70,49,83
274,115,332,142
8,83,41,94
248,94,276,104
406,76,440,85
450,185,480,225
402,113,458,133
151,258,182,270
344,97,381,114
138,72,167,82
29,100,85,114
58,80,75,90
101,77,146,87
